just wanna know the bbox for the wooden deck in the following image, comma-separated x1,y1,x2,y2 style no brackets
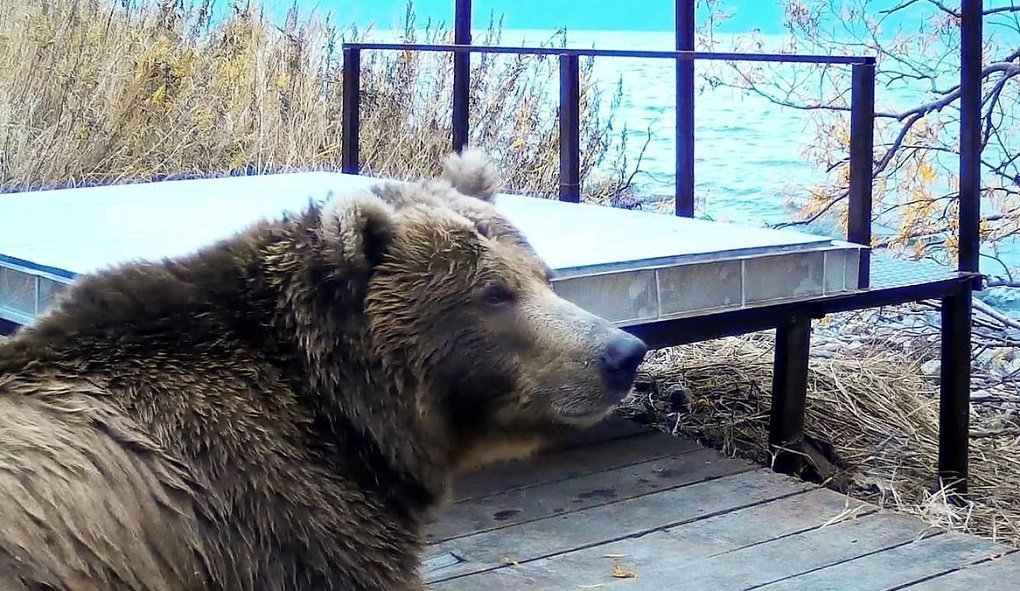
424,419,1019,590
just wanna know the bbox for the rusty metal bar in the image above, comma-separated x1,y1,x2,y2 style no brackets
769,314,812,475
344,42,873,65
559,54,581,203
452,0,472,153
341,47,361,174
848,60,876,288
958,0,982,279
675,0,695,217
939,283,972,493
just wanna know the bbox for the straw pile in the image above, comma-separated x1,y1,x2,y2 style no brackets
620,301,1020,548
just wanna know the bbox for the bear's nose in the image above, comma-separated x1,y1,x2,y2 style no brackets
599,333,648,388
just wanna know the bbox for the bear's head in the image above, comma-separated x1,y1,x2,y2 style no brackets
321,149,648,470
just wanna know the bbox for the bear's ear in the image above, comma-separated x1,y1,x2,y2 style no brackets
318,190,398,268
442,147,500,202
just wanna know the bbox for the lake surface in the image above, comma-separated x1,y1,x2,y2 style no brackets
356,27,1020,312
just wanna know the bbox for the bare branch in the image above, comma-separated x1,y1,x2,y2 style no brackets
974,298,1020,330
901,0,1020,18
696,0,1020,282
986,278,1020,288
985,6,1020,17
771,189,848,229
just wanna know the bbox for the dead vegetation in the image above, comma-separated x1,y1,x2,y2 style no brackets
0,0,636,204
621,301,1020,548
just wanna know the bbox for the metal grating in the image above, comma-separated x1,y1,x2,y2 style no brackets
1,172,868,328
870,255,958,290
550,243,865,326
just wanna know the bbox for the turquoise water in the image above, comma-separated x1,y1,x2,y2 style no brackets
357,26,1020,312
364,29,903,223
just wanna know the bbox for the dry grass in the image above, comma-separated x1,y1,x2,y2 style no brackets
621,306,1020,548
0,0,636,203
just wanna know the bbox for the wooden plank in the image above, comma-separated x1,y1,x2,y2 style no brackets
431,447,735,543
615,512,942,590
456,512,938,590
757,531,1009,591
429,487,870,590
424,467,813,584
550,417,652,449
450,427,697,503
901,550,1020,590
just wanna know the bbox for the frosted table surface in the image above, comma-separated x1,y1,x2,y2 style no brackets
0,172,833,278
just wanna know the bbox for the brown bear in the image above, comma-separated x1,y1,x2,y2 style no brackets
0,149,648,591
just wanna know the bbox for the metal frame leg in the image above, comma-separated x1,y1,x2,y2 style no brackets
939,283,972,494
0,318,19,336
769,315,812,475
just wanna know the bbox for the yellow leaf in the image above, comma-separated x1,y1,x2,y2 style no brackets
612,564,637,579
150,84,166,104
229,151,248,170
918,161,936,184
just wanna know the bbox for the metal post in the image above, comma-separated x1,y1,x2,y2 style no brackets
939,284,972,494
675,0,695,217
848,60,876,289
559,54,581,203
0,318,19,336
769,315,812,475
341,47,361,174
959,0,982,279
452,0,472,153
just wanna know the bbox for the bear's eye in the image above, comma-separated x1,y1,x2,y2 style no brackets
479,285,516,308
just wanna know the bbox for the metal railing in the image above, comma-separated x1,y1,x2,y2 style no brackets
339,42,877,286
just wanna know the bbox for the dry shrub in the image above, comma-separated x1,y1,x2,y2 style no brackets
0,0,634,204
622,329,1020,548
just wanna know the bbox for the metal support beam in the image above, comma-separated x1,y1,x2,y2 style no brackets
341,47,361,174
769,315,812,476
675,0,695,217
848,61,876,289
0,317,20,337
939,284,972,494
452,0,472,153
559,54,581,203
958,0,982,279
344,42,891,65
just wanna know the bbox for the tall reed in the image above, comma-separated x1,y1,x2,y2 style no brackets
0,0,637,204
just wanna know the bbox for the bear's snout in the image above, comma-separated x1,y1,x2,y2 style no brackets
598,332,648,392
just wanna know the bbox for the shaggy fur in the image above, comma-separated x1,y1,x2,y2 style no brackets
0,149,647,591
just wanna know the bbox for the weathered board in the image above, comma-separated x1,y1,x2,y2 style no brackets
448,428,698,504
425,419,1019,590
900,550,1020,590
431,447,740,543
757,532,1011,590
425,468,812,583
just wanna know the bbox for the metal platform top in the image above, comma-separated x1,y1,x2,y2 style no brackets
0,173,382,279
0,172,838,277
0,172,865,327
